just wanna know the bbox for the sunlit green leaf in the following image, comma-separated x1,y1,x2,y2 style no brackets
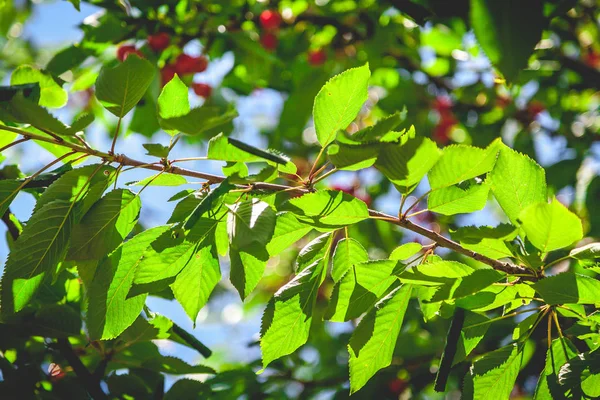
488,144,547,225
95,55,155,117
67,189,141,261
313,64,370,147
158,74,190,119
519,198,583,253
348,284,412,393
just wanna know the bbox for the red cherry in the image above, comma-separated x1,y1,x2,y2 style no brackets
147,32,170,52
433,114,457,144
193,83,212,98
308,49,327,66
496,95,511,109
260,32,278,51
388,378,407,395
584,51,600,68
260,10,281,30
161,64,177,85
116,45,142,62
527,101,545,117
432,96,453,112
175,54,208,75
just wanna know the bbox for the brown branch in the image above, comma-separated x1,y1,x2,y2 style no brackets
55,338,107,400
369,210,533,277
1,209,20,241
0,124,533,277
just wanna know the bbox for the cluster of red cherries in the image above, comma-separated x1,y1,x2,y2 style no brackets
258,9,327,66
431,96,457,144
116,33,212,98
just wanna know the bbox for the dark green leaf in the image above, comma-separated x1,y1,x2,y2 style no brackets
533,273,600,305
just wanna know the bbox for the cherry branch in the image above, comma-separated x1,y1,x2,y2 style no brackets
0,124,533,278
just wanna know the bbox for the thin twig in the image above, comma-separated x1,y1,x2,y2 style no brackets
1,209,20,241
0,137,30,153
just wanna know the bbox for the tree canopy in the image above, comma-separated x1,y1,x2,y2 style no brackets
0,0,599,399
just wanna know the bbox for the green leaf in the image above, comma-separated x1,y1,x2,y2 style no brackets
164,379,210,400
428,141,500,189
87,226,169,340
375,136,440,194
488,144,547,225
31,304,81,338
327,142,379,171
348,284,412,394
326,259,399,322
0,179,21,217
67,189,141,261
107,374,150,400
313,64,370,147
471,0,545,81
351,111,404,142
158,74,190,119
260,258,326,368
452,311,490,366
428,182,490,215
33,164,115,217
184,180,234,230
331,238,369,282
95,55,155,117
282,190,369,227
134,217,220,292
389,242,422,261
172,239,220,322
294,232,330,271
227,199,276,249
230,246,269,300
570,242,600,260
533,273,600,305
0,200,73,315
142,356,215,375
66,112,94,134
519,198,583,253
463,344,522,400
11,65,67,108
142,143,170,158
5,92,71,135
266,212,312,256
129,173,188,187
46,45,91,76
451,224,517,260
534,338,578,400
399,261,503,301
120,314,173,343
160,106,238,137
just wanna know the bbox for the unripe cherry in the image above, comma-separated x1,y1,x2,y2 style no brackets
147,32,170,52
260,10,281,30
193,83,212,98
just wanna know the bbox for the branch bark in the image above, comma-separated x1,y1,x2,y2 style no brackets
55,338,107,400
1,124,534,278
